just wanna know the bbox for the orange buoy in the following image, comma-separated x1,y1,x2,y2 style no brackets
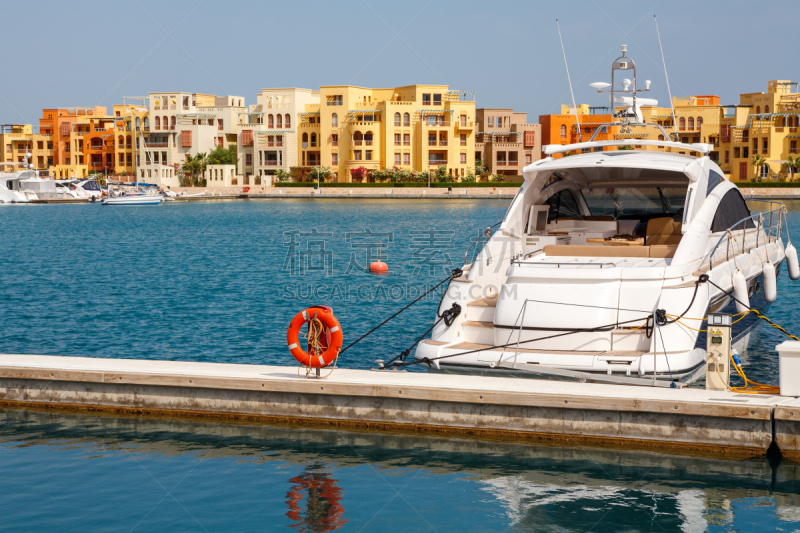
369,241,389,274
369,261,388,273
287,306,343,368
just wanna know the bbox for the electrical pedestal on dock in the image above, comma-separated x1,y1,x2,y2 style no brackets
705,313,732,390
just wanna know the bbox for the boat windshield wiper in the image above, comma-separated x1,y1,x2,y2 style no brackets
657,187,671,214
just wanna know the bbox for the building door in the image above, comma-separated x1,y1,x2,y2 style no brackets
739,161,747,180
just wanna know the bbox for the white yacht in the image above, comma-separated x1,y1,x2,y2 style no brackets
101,184,162,205
0,164,38,203
414,48,793,382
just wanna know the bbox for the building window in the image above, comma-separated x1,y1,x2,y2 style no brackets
509,151,518,165
734,147,740,158
743,147,749,158
403,113,410,127
460,153,466,164
679,117,685,131
526,154,532,165
725,150,730,163
697,117,703,129
439,132,447,146
497,152,506,165
277,114,282,128
753,138,759,151
433,94,442,105
688,117,694,130
394,152,401,165
394,113,401,126
763,138,768,153
180,130,192,147
403,153,410,165
756,106,761,114
658,135,665,141
246,154,252,166
403,133,410,146
366,150,373,161
394,133,401,146
422,93,431,106
790,141,797,154
154,116,160,130
560,125,566,138
332,153,339,165
311,133,317,147
268,114,274,128
331,134,338,146
428,133,436,146
460,114,467,127
331,113,338,127
354,150,362,160
460,134,466,146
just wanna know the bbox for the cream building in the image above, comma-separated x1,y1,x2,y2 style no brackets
237,88,319,185
298,85,476,182
138,92,246,184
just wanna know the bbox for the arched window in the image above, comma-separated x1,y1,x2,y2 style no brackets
353,131,363,145
154,116,160,130
331,113,338,127
394,112,401,126
688,117,694,130
277,114,282,128
268,114,274,128
302,132,308,147
171,116,176,128
126,135,132,148
403,113,410,127
658,134,665,141
311,133,317,147
756,106,761,114
118,135,124,147
135,117,141,130
765,105,770,114
364,131,373,146
560,125,566,138
143,117,149,129
697,117,703,129
679,117,685,130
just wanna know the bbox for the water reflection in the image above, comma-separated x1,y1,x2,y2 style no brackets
286,463,347,532
1,408,799,531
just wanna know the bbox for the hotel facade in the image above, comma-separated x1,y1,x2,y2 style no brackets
297,84,476,182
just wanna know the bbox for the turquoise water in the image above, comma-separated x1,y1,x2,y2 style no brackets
3,199,800,531
1,198,799,382
0,408,798,532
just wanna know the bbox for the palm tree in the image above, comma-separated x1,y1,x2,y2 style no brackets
751,155,767,182
784,155,798,181
182,153,209,186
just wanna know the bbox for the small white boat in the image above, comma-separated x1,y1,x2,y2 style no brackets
102,194,162,205
101,184,162,205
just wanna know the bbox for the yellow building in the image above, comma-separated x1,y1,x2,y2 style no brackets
717,80,800,181
0,124,53,173
298,85,475,182
638,95,721,159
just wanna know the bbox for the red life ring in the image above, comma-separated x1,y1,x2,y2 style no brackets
287,306,343,368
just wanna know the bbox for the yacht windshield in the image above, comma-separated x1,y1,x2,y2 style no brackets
582,187,686,218
82,181,101,191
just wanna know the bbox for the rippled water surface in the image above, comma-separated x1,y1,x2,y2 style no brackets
2,199,800,531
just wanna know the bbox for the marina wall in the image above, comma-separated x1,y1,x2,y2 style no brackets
0,355,798,460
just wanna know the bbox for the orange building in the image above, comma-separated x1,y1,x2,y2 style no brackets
539,105,619,158
39,106,108,177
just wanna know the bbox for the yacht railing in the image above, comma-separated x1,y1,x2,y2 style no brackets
463,220,502,266
703,200,785,272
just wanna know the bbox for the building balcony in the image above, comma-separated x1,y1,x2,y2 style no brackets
428,159,447,166
439,141,447,146
457,120,474,130
424,121,450,128
147,142,169,147
263,161,279,166
353,140,362,146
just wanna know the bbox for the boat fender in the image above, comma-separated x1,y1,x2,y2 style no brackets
786,243,800,281
763,261,777,303
732,269,750,314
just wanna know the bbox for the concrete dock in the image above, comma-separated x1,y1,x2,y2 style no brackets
0,354,797,460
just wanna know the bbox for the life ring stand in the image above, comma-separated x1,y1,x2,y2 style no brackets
287,306,343,378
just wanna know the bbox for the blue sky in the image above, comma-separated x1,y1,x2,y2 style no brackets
1,0,798,128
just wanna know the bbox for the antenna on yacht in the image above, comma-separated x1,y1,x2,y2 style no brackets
556,19,583,142
654,15,678,140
